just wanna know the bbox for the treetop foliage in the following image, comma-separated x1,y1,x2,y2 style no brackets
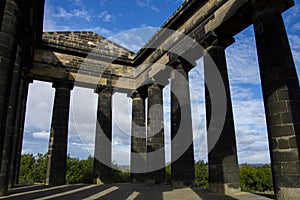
19,154,273,192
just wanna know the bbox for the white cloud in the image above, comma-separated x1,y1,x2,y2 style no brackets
226,29,261,85
137,0,160,12
284,3,300,28
98,11,115,22
52,7,91,21
69,0,83,6
109,28,158,52
25,81,54,132
32,131,50,140
291,22,300,32
73,9,91,21
86,27,114,37
52,7,73,18
235,127,270,164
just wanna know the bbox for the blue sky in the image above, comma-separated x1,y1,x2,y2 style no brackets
22,0,300,165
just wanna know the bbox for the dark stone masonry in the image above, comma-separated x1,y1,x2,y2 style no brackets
0,0,299,199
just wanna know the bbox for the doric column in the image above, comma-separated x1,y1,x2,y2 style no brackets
130,89,147,183
0,45,22,194
253,1,300,199
93,87,113,184
2,46,22,189
0,0,20,175
9,73,32,188
203,36,240,194
46,82,73,186
169,57,195,187
146,83,165,184
0,0,5,32
8,68,32,188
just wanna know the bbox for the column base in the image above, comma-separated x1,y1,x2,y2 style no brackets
145,179,156,185
277,187,300,200
131,176,145,184
146,179,166,185
171,181,194,189
94,178,105,185
209,183,240,195
0,175,8,196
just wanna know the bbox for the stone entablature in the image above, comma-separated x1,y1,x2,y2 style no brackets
30,0,294,92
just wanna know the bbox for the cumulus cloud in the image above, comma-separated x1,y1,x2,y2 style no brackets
25,81,54,133
137,0,160,12
226,28,261,85
98,11,115,22
52,7,91,21
32,131,50,140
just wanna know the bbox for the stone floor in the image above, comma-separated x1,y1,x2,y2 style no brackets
0,183,274,200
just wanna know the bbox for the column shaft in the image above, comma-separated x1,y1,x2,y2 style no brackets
2,46,22,189
146,83,165,184
46,83,72,186
204,43,240,194
0,0,19,172
254,9,300,199
0,44,22,194
130,92,146,183
0,0,5,32
170,62,195,187
93,88,112,184
11,76,30,186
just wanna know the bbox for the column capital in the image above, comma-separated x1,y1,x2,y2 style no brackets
94,85,114,94
147,82,166,90
130,86,148,99
201,31,234,50
21,75,33,84
167,53,196,73
52,81,74,90
251,0,294,14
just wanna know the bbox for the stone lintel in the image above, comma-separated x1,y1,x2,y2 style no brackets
201,32,235,50
52,80,74,90
252,0,294,14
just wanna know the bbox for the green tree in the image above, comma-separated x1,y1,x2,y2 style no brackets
239,164,273,192
79,156,94,183
19,154,36,184
256,165,273,192
194,160,208,188
239,164,258,191
34,153,47,183
165,163,171,185
111,161,130,183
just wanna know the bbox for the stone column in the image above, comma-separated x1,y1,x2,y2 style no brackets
0,0,20,172
0,0,5,32
2,46,22,189
203,37,240,194
46,82,73,186
169,58,195,188
146,83,165,184
93,87,113,184
130,90,147,183
0,45,22,194
10,75,31,187
253,3,300,199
